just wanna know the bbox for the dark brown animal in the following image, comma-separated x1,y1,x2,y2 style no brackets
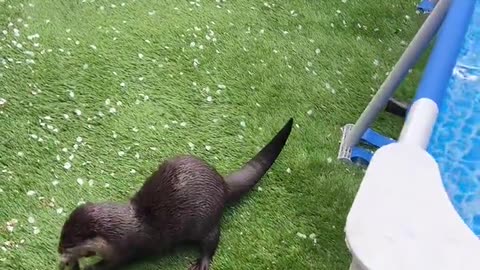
58,118,293,270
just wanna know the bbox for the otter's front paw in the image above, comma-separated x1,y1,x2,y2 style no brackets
188,258,210,270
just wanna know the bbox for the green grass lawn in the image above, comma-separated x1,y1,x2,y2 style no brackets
0,0,425,269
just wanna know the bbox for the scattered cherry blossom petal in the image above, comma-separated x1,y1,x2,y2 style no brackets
76,178,84,185
64,162,72,170
27,217,35,224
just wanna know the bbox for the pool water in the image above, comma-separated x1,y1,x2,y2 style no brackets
428,1,480,236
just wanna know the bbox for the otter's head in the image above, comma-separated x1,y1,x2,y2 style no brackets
58,202,98,269
58,202,97,253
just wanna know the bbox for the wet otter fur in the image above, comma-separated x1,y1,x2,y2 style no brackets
58,118,294,270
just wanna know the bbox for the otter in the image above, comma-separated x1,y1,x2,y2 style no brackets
58,118,294,270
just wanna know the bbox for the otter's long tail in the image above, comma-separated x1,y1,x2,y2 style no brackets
225,118,293,204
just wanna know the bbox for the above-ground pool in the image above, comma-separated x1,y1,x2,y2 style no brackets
428,0,480,236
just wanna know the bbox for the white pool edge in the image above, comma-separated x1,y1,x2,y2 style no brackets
344,142,480,270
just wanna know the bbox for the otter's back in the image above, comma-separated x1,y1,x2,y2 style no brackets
131,156,227,240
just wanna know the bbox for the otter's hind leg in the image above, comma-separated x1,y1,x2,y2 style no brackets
189,225,220,270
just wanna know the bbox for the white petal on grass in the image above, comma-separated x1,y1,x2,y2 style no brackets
28,217,35,224
307,109,313,115
327,157,333,163
135,153,140,159
33,227,40,235
24,50,35,57
109,107,117,114
26,190,36,196
118,151,125,157
88,180,94,186
6,219,18,233
64,162,72,170
52,180,59,186
56,208,63,214
138,53,144,59
188,142,195,150
286,168,292,174
74,109,82,116
77,178,84,185
240,121,246,128
296,232,307,239
205,145,212,151
206,96,213,102
76,137,83,143
0,98,6,106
